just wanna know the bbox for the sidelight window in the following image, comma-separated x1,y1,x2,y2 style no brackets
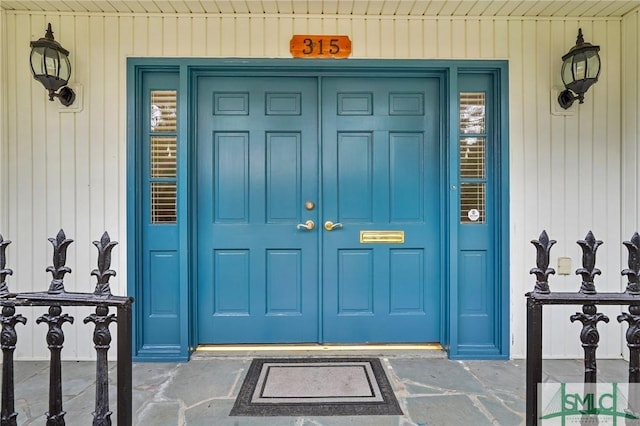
459,92,487,224
149,90,177,223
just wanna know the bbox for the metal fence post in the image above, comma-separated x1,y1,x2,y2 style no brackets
117,303,132,426
36,305,74,425
526,297,542,426
0,306,26,426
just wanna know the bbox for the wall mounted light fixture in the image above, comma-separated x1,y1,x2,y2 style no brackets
557,28,601,109
29,23,76,106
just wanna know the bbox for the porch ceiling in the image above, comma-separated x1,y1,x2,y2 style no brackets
1,1,639,17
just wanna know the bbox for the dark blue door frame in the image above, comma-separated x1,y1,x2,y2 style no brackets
126,58,510,362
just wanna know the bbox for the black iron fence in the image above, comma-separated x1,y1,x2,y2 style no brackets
0,229,133,426
526,230,640,425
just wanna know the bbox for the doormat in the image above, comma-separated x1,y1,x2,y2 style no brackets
230,357,402,416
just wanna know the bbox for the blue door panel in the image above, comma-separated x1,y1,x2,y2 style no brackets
390,133,425,221
336,133,373,220
266,250,302,313
458,250,494,345
197,76,319,343
144,251,180,344
266,134,302,221
389,249,425,313
213,133,249,222
337,250,374,313
322,77,441,343
213,250,250,314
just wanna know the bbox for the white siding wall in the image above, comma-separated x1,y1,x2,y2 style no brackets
507,18,623,359
0,11,628,359
622,11,640,292
1,10,7,236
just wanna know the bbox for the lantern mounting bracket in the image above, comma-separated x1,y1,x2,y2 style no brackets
54,86,76,107
557,88,582,109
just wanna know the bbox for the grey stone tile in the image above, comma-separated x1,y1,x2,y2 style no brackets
463,360,525,392
478,395,525,426
389,358,486,394
596,359,630,383
301,415,403,425
63,381,118,425
541,359,584,382
186,399,298,426
133,387,156,418
62,376,95,397
14,370,50,424
135,401,182,425
13,361,48,384
165,359,249,405
405,395,493,426
133,362,181,389
493,389,526,417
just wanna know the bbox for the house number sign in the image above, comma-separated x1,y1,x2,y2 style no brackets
290,35,352,58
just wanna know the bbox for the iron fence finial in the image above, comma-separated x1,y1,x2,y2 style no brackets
91,232,118,297
623,232,640,295
0,235,13,297
530,230,556,294
46,229,74,294
576,230,603,294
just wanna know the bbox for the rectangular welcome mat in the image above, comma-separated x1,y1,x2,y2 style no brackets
230,357,403,416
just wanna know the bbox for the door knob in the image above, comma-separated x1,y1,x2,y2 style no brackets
324,221,343,231
296,220,315,231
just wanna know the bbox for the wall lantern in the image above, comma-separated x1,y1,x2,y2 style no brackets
29,23,75,106
558,28,601,109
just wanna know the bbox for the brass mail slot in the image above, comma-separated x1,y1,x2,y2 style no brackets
360,230,405,244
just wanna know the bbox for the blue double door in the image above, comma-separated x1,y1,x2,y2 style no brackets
196,75,441,344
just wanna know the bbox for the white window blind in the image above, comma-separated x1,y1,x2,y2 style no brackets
150,90,177,132
460,183,486,223
151,137,177,178
460,92,485,134
459,92,487,224
460,137,486,179
150,90,177,224
151,183,177,223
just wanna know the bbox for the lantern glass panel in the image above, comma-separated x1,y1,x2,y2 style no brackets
586,53,600,79
561,59,573,85
572,53,587,80
44,48,59,77
30,47,45,75
59,55,71,81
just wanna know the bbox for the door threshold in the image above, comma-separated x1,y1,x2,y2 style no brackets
195,343,443,352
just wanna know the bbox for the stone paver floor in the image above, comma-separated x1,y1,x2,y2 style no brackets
8,351,631,425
